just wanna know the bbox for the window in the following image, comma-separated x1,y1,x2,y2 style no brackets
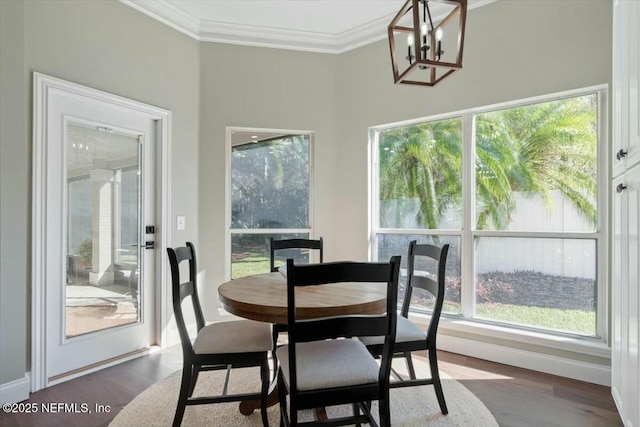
228,129,314,279
371,88,606,339
375,117,463,314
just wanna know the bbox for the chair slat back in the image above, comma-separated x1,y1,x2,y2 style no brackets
294,315,390,343
270,237,323,272
285,257,401,394
167,242,206,357
287,259,391,286
408,275,439,299
400,241,449,342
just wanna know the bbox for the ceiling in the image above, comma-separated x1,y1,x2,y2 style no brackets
120,0,495,54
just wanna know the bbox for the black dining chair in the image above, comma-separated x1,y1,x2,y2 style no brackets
359,241,450,415
277,256,401,427
269,237,324,376
167,242,273,427
269,237,324,273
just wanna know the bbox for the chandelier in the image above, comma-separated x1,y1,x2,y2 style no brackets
388,0,467,86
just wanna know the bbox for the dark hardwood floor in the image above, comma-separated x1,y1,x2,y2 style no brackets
0,346,622,427
431,351,622,427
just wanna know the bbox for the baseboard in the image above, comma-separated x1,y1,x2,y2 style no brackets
611,388,624,423
0,373,30,404
438,334,611,386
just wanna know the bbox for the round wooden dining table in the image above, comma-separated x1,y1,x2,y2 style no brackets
218,271,388,325
217,271,388,417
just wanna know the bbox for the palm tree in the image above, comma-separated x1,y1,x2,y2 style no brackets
378,118,462,230
475,95,597,230
379,94,597,231
475,117,518,230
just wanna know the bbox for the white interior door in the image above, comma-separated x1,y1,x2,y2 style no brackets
43,87,157,383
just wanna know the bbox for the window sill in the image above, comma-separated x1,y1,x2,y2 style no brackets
408,311,611,364
409,311,611,385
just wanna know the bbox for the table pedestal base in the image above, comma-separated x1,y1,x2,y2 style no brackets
239,385,279,415
237,376,328,422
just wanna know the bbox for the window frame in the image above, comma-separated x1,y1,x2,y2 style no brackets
369,85,609,346
225,127,316,281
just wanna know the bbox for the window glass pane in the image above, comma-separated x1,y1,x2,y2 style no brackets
475,237,597,336
232,135,309,229
475,95,598,232
372,89,603,340
376,234,461,315
231,232,310,279
378,118,462,229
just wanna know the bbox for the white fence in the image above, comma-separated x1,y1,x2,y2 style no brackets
381,190,596,279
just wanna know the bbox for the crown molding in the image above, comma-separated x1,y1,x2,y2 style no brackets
121,0,202,40
120,0,496,54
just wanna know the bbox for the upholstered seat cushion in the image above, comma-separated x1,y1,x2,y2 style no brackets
276,339,379,391
193,319,273,354
358,316,426,346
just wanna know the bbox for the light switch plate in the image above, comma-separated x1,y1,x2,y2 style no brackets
176,215,186,230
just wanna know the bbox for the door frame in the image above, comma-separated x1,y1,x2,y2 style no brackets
31,72,172,392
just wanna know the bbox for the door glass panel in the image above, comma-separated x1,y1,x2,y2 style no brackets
65,122,141,338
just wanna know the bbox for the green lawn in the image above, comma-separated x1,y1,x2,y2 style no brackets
475,302,596,335
232,256,272,279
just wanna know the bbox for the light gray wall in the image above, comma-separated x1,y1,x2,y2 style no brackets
198,43,340,314
0,0,200,387
333,0,613,260
0,0,613,391
196,0,612,319
0,0,28,386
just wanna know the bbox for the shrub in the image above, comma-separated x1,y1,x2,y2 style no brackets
78,239,92,268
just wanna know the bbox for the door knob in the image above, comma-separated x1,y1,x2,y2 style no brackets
617,183,627,193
